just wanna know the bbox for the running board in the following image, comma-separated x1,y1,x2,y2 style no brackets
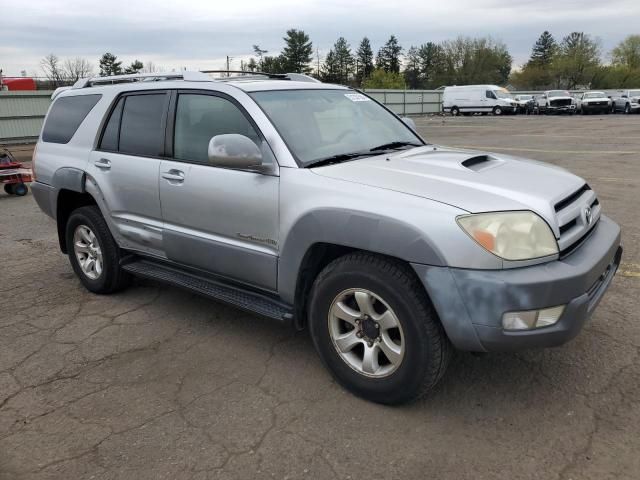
122,259,293,323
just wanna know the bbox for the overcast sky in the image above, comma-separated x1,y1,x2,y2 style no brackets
0,0,638,76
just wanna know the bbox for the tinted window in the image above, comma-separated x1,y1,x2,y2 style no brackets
42,94,101,144
486,90,496,99
174,94,259,164
99,97,124,151
119,94,167,156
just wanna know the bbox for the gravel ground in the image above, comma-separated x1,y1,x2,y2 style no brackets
0,114,638,480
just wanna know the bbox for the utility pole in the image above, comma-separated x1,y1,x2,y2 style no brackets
226,56,234,76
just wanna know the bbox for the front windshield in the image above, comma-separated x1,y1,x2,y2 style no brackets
584,92,605,98
517,95,533,100
494,90,513,99
548,90,570,97
250,89,422,166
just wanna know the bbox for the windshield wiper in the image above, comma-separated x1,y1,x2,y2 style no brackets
306,151,373,168
369,141,422,152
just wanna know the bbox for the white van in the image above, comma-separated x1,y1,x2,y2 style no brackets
442,85,517,116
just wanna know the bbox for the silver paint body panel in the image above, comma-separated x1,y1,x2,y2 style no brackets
32,76,622,352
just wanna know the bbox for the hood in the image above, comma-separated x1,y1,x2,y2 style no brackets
548,95,573,101
311,146,585,233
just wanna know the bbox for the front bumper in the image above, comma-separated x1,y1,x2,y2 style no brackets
582,103,610,112
412,215,622,352
546,104,576,113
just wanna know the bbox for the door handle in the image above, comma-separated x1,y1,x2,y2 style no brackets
161,170,185,182
94,158,111,169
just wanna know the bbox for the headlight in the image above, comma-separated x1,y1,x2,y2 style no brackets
457,211,558,261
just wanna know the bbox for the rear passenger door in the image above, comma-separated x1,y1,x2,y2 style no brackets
158,90,279,291
89,90,170,255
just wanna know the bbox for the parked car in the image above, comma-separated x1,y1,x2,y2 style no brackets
537,90,577,114
576,91,611,114
32,71,622,405
443,85,517,116
611,89,640,114
513,94,536,114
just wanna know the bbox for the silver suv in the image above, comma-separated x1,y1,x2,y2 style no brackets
32,71,622,404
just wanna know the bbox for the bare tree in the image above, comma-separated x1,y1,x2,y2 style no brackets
40,54,64,86
142,61,158,73
63,57,94,82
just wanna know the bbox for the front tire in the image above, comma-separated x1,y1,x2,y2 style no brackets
308,253,452,405
65,206,131,294
493,106,503,116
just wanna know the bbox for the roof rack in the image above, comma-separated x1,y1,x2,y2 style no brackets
72,70,321,89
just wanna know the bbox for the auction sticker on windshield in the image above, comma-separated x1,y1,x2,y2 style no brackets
344,93,370,102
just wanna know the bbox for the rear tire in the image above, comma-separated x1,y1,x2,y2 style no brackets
65,205,131,294
308,252,452,405
450,106,460,116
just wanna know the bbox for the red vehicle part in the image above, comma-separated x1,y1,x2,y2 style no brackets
1,77,37,91
0,149,32,196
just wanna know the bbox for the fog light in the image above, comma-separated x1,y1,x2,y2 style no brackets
502,305,566,331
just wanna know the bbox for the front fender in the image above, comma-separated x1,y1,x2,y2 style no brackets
277,208,447,303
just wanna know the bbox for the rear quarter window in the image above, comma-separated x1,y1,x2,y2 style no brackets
41,94,102,144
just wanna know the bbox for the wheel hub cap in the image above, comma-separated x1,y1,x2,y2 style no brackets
328,288,405,378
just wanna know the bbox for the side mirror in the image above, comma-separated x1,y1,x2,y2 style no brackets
401,117,416,130
208,134,263,169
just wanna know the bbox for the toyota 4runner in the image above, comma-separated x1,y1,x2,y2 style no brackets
32,71,622,404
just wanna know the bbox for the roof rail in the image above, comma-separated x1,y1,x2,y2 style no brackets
71,70,322,89
72,71,212,89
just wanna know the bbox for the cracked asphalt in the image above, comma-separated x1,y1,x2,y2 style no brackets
1,114,639,479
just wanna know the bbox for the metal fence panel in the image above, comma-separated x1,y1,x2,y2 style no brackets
0,91,53,144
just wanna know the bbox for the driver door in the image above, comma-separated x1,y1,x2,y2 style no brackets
159,91,279,291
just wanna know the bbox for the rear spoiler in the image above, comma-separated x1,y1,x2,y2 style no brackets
51,86,72,100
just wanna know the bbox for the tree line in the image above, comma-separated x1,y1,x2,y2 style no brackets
511,31,640,89
38,29,640,90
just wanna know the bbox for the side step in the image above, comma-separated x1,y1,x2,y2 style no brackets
122,259,293,323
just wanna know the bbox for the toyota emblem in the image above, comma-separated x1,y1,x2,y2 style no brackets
584,206,592,225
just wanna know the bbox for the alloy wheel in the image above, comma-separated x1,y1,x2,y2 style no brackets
328,288,405,378
73,225,103,280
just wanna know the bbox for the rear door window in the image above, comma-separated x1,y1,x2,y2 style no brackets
118,93,168,157
99,97,124,151
42,94,102,144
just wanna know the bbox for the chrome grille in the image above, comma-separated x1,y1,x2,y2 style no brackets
555,184,601,256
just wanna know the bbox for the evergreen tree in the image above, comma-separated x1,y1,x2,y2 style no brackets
99,53,122,76
321,49,340,83
262,55,285,74
280,29,313,73
355,37,374,84
376,35,402,73
417,42,446,88
124,60,144,74
403,46,422,88
528,31,557,67
246,58,258,72
332,37,354,84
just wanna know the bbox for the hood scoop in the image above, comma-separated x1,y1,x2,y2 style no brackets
461,154,502,172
